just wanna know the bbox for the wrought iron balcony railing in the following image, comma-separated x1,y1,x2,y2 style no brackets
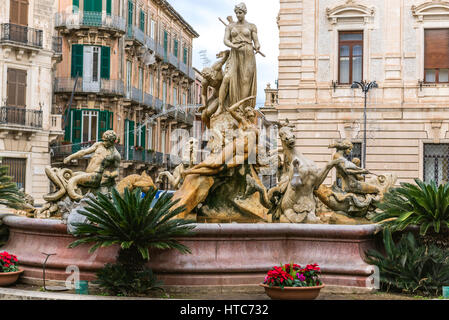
0,106,43,128
55,12,126,32
126,25,145,45
0,23,43,48
143,93,153,108
131,87,143,103
54,78,124,95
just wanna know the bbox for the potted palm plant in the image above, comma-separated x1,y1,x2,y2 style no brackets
0,251,23,286
68,187,195,296
260,263,324,300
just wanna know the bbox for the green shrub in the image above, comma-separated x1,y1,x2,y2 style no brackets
69,187,195,296
365,228,449,297
373,179,449,235
94,263,163,297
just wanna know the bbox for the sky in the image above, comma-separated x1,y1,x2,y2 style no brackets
170,0,280,107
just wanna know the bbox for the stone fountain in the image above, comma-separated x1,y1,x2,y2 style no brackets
1,3,397,292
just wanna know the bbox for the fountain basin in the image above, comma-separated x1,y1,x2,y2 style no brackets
1,215,381,290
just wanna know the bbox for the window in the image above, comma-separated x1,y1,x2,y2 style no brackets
173,87,177,105
424,29,449,83
173,38,178,57
82,110,98,143
7,68,26,107
149,72,154,95
139,67,143,91
338,32,363,84
424,144,449,185
151,19,156,39
126,60,132,98
147,126,153,149
92,47,99,82
10,0,28,26
183,47,188,65
139,10,145,31
1,158,26,190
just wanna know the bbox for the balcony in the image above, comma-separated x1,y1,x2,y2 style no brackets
0,23,43,48
55,12,126,33
143,93,153,108
131,87,143,104
0,106,43,129
179,61,188,75
166,105,195,126
188,67,196,81
168,53,179,68
154,98,163,112
126,25,145,45
54,78,125,96
144,35,156,52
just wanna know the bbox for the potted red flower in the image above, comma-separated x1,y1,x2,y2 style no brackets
260,263,324,300
0,251,23,286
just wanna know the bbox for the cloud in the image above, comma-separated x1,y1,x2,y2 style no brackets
171,0,280,107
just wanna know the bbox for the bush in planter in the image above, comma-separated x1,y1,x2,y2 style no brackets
373,179,449,236
0,224,8,247
365,228,449,297
69,187,195,296
263,263,322,289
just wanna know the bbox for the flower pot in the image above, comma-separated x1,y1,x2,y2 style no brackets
0,269,23,286
260,283,325,300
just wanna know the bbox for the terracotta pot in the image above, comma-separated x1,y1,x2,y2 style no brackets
0,270,24,286
260,283,325,300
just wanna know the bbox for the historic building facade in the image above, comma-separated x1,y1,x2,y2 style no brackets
0,0,63,203
262,0,449,185
52,0,198,180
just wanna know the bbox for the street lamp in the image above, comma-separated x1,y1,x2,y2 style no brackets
351,80,378,168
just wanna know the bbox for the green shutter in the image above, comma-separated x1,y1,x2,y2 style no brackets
128,1,133,27
174,39,178,57
72,110,82,152
164,30,168,53
64,109,71,141
140,10,145,31
99,111,108,140
101,46,110,79
106,0,111,15
73,0,79,13
108,111,113,130
84,0,102,12
183,47,187,64
71,44,83,78
140,124,146,148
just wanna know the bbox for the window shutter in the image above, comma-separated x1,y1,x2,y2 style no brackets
10,0,19,24
101,46,110,79
98,110,108,140
425,29,449,69
108,111,113,130
71,44,84,78
140,124,146,148
128,1,133,27
7,69,17,107
16,70,26,107
72,109,82,152
174,39,178,57
64,108,71,141
18,0,28,26
164,30,168,53
106,0,112,15
73,0,79,13
183,47,188,64
140,10,145,31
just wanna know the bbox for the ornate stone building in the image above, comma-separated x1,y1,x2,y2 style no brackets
52,0,198,180
0,0,63,203
263,0,449,185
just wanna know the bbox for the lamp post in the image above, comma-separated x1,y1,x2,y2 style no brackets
351,80,378,168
